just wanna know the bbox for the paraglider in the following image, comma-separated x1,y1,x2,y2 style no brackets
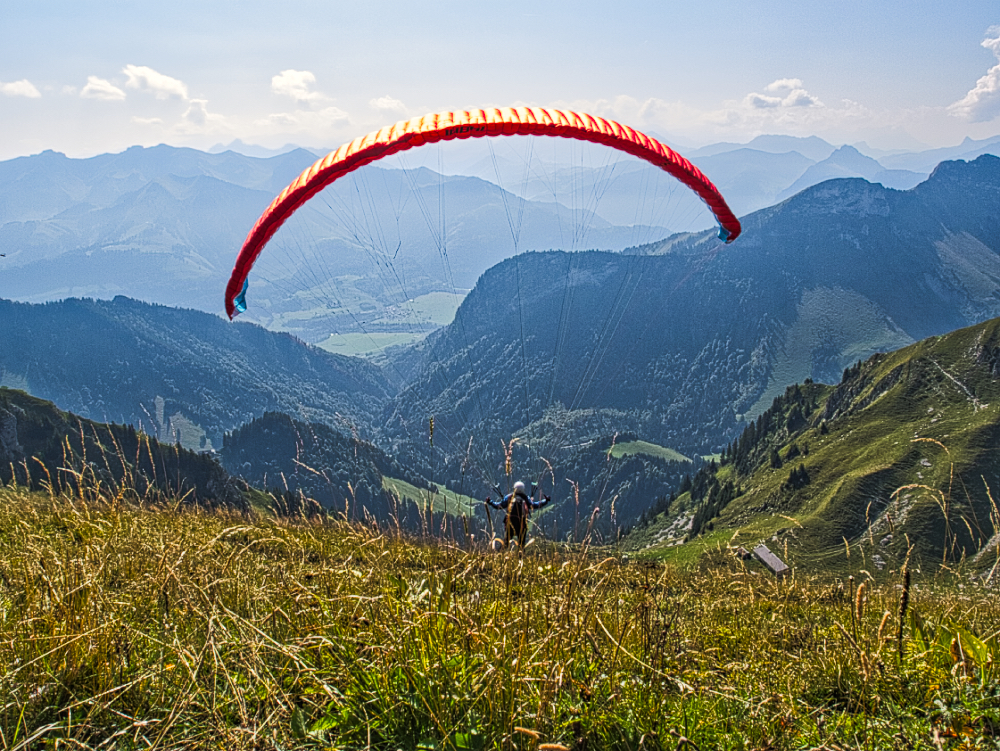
485,480,551,548
225,106,741,319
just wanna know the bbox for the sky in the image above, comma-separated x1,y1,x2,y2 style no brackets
2,0,1000,160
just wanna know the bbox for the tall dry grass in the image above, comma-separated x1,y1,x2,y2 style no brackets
2,474,999,749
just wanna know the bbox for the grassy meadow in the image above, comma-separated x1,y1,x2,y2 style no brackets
382,477,481,519
607,441,691,465
316,292,467,358
2,474,1000,750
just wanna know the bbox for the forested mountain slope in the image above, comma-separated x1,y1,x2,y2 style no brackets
0,387,245,508
0,297,392,449
221,411,433,522
386,156,1000,470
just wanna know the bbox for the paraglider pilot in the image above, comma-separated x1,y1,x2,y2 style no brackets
485,481,550,548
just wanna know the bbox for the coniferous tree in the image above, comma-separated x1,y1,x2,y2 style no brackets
769,448,782,469
679,474,692,493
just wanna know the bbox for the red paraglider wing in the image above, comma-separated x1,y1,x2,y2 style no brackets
226,107,741,319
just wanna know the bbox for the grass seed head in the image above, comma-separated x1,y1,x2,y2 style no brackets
877,609,891,646
855,580,867,623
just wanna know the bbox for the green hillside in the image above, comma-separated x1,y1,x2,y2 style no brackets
633,317,1000,572
222,411,435,523
609,439,691,463
383,476,480,517
3,366,1000,748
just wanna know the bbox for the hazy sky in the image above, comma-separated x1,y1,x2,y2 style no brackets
3,0,1000,159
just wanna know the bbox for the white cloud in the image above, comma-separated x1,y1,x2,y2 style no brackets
369,95,408,116
81,76,126,101
1,79,41,98
564,82,826,139
123,64,188,100
765,78,804,93
183,99,209,127
256,105,349,131
177,99,228,134
745,92,783,109
784,89,821,107
558,87,876,147
271,70,328,104
131,116,164,125
744,79,822,110
949,28,1000,122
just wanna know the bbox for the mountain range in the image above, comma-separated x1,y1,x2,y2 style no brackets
0,146,671,328
5,133,999,346
0,296,390,449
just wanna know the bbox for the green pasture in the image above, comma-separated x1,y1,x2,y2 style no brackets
383,476,482,518
609,439,691,463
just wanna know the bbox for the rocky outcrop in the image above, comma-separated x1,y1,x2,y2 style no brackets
0,404,24,464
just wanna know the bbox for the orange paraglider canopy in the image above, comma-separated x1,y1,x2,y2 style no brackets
225,106,741,319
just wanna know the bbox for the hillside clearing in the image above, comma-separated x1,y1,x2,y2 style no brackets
608,440,691,464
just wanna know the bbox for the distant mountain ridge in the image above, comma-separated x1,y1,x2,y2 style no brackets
775,145,924,201
0,145,674,329
0,145,318,224
3,134,997,331
690,134,838,162
880,134,1000,172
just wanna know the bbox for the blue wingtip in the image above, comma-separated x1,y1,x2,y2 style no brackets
233,279,249,315
717,226,732,243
